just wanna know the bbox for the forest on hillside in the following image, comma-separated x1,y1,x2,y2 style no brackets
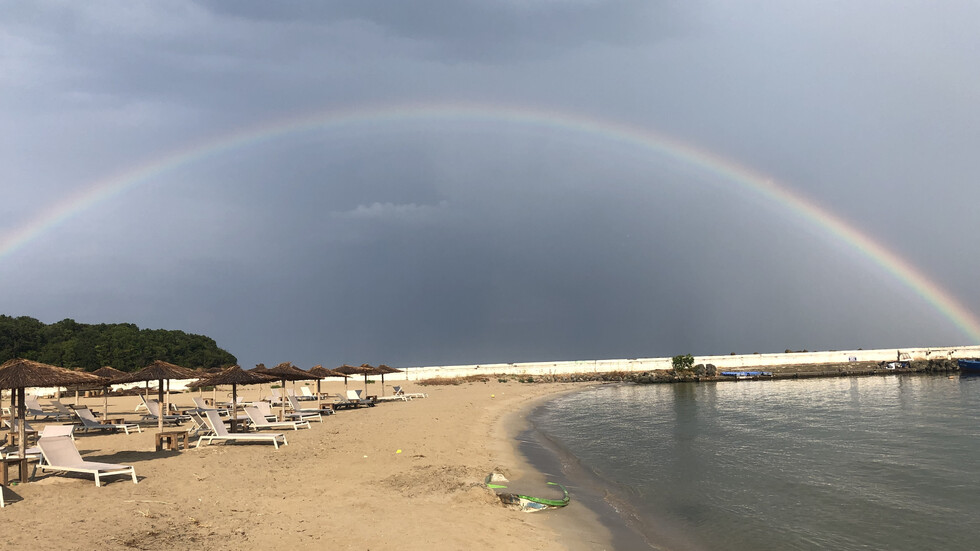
0,315,237,371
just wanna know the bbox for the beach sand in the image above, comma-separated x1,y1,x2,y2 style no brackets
2,380,612,550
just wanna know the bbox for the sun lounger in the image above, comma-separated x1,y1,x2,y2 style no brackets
254,400,319,424
51,400,80,419
25,397,73,421
191,397,230,417
393,386,428,399
299,386,318,400
37,435,138,486
346,390,376,407
141,399,190,425
75,407,141,434
286,396,330,421
243,406,310,430
187,412,212,437
196,410,286,449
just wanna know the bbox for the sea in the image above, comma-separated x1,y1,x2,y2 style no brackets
523,374,980,550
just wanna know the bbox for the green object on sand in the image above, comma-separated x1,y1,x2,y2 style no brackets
485,472,570,509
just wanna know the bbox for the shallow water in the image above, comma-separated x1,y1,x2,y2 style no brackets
527,375,980,550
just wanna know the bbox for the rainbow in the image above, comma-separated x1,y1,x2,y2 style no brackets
2,101,978,342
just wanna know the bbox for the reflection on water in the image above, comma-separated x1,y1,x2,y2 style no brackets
531,375,980,551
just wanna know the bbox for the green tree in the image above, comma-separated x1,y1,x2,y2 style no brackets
672,354,695,371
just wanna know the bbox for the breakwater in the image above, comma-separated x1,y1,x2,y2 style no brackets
404,344,980,381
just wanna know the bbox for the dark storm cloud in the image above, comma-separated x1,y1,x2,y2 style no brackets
2,1,979,368
199,0,686,61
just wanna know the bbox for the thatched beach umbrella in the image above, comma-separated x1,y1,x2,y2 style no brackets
333,364,377,394
92,366,127,421
0,359,104,469
115,360,197,433
264,362,315,420
307,365,347,410
374,364,402,396
189,365,275,432
332,365,363,390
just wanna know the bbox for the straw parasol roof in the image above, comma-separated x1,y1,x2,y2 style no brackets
306,365,347,408
374,364,402,396
192,365,276,387
0,359,105,466
115,360,197,433
188,365,276,431
0,358,104,389
308,365,341,379
333,363,381,394
264,362,314,419
92,366,127,381
92,365,127,420
114,360,197,383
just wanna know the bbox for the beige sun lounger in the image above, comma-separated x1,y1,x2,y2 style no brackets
75,407,141,434
244,406,310,430
37,435,138,486
196,410,287,449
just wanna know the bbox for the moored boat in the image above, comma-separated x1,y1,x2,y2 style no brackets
957,359,980,372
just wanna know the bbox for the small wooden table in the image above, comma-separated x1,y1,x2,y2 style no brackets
103,417,126,425
1,457,31,484
224,418,248,433
155,430,190,451
6,431,38,447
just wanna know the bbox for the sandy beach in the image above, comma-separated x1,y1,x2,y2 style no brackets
2,379,612,550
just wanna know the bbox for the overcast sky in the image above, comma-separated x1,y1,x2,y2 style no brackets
2,1,978,369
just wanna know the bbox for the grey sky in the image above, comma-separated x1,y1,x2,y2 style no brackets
2,1,978,369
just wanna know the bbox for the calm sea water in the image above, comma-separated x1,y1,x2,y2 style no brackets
527,375,980,550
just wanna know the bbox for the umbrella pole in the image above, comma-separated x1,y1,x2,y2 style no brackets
158,378,165,433
364,374,368,395
280,378,287,421
316,379,321,411
381,374,386,396
231,384,238,433
103,386,109,421
18,387,26,465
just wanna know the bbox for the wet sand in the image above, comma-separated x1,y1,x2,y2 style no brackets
1,379,613,550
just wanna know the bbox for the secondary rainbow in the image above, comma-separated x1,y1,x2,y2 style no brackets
3,101,978,342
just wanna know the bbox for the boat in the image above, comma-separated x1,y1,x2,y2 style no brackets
720,371,773,379
957,359,980,372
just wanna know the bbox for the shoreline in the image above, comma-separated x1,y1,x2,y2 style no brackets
491,383,621,550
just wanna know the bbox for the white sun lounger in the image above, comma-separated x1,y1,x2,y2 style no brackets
191,396,230,416
142,399,190,425
25,397,73,421
299,386,318,400
37,435,138,486
244,406,310,430
196,410,287,449
392,386,428,399
286,396,329,421
346,390,377,407
254,400,320,424
75,407,141,434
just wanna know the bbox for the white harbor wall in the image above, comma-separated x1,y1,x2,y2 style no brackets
397,345,980,381
21,345,980,397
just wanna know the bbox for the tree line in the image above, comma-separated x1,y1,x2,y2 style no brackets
0,315,237,372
